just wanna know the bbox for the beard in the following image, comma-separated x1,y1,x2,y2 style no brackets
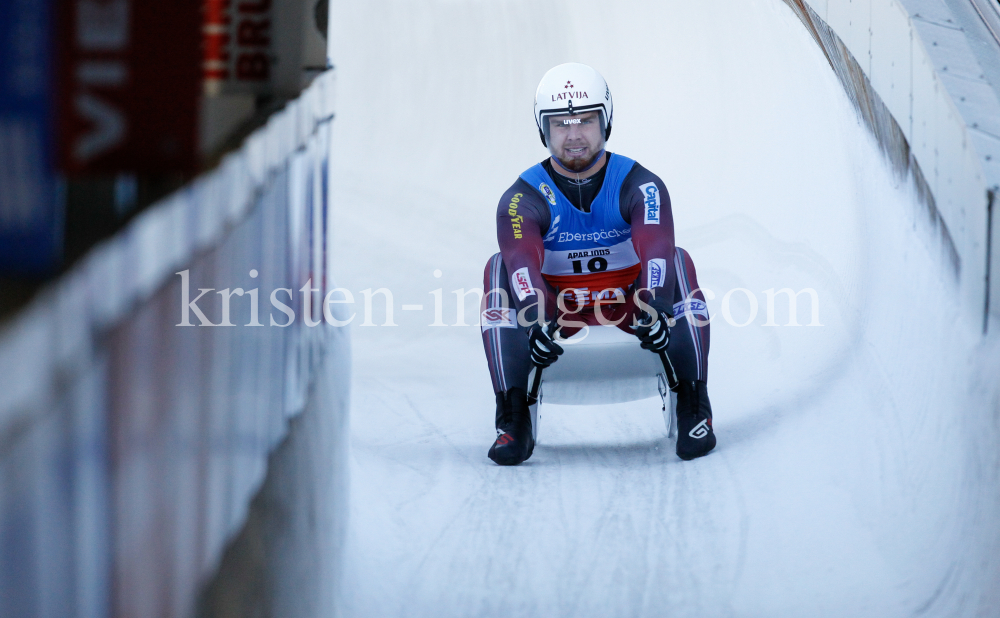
555,149,600,172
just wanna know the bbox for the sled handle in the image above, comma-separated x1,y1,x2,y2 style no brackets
659,316,679,392
527,321,559,406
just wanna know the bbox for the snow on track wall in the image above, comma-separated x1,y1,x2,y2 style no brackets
792,0,1000,326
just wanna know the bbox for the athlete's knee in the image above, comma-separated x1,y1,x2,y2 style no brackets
483,252,503,290
675,247,701,286
675,246,694,269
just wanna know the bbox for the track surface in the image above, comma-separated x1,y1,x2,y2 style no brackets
327,1,1000,615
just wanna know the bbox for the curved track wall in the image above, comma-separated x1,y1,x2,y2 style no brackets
789,0,1000,326
0,71,346,617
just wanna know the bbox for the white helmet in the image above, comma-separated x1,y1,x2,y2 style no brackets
534,63,613,147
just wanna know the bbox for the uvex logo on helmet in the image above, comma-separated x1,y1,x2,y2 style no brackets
551,91,589,101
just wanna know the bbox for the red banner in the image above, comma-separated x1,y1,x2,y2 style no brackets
57,0,201,175
202,0,275,96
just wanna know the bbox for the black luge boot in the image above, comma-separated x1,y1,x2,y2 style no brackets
675,380,716,461
488,387,534,466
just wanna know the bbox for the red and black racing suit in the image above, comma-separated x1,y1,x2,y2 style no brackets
481,158,711,393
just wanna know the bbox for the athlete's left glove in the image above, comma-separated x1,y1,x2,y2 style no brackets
528,322,564,368
632,304,672,353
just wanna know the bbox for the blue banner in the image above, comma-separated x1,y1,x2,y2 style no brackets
0,0,61,275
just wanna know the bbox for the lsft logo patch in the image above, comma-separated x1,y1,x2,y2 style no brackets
647,258,666,288
512,267,535,301
672,298,709,320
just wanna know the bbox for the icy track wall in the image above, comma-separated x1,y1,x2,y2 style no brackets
0,71,345,617
785,0,1000,328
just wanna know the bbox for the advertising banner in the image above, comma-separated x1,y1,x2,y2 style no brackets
203,0,323,99
0,0,62,274
56,0,201,175
203,0,275,96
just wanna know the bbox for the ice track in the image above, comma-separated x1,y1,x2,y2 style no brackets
326,1,1000,616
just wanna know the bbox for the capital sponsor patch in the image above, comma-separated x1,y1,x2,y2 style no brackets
512,267,535,301
640,182,660,224
672,298,709,319
480,307,516,331
647,258,667,288
539,182,557,206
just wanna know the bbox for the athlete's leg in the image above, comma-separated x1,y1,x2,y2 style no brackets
666,247,711,383
614,247,714,458
668,247,715,459
480,253,532,394
482,253,534,465
614,247,711,381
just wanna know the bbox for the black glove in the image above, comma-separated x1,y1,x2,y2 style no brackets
632,308,672,353
528,322,564,368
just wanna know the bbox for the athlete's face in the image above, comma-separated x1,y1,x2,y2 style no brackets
546,111,604,172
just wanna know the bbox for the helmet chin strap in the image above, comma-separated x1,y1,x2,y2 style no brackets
553,149,606,176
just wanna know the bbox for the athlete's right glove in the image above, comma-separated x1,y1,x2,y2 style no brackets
632,307,672,354
528,322,564,368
